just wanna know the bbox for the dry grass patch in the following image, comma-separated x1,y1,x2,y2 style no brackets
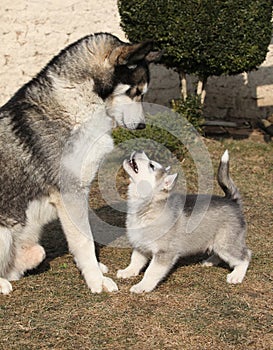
0,137,272,349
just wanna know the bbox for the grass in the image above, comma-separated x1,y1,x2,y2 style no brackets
0,136,273,350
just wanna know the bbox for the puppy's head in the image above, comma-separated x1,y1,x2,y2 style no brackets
123,151,178,200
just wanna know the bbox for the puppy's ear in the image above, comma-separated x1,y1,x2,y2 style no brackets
163,173,178,191
140,150,150,161
109,41,153,66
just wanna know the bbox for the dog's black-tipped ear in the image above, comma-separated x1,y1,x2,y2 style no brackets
109,41,154,66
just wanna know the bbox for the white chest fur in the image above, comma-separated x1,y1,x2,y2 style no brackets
62,107,114,188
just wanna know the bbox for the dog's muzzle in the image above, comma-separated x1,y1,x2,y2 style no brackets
136,123,146,130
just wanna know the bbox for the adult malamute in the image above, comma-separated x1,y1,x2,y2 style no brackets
0,33,160,294
118,151,251,293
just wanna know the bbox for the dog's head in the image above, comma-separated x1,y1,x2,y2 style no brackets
103,40,161,130
123,151,178,199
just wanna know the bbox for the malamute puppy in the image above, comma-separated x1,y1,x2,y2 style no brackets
0,33,160,294
118,151,251,293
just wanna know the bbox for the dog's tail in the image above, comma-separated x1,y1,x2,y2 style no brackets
217,150,241,204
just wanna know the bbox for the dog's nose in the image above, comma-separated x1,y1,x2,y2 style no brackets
136,123,146,130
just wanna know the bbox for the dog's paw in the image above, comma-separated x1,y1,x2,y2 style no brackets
0,278,13,295
130,282,154,294
6,271,21,281
25,245,46,269
98,262,109,274
89,276,118,293
117,267,139,279
102,276,119,292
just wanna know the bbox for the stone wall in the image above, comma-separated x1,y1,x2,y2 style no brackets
1,1,273,124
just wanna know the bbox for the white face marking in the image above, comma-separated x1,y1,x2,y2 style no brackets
106,84,146,129
142,83,148,95
112,84,131,96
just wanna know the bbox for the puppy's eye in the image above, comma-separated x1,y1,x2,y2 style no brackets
149,162,155,171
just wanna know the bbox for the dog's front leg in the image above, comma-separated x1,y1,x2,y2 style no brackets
50,190,118,293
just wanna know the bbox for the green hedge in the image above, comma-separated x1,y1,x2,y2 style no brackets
118,0,273,79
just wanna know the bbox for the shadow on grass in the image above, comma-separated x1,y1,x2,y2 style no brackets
27,203,230,282
25,220,68,277
26,204,126,277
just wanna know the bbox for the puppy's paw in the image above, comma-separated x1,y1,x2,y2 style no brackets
130,282,154,294
226,271,244,284
201,255,221,267
201,260,214,267
226,262,248,284
0,278,13,295
117,267,139,279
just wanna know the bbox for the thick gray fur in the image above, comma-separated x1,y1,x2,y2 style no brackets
0,33,159,294
118,151,251,293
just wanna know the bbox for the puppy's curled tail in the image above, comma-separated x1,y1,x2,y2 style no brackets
217,150,241,204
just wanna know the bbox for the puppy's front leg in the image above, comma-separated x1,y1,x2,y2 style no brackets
130,253,177,293
50,190,118,293
117,249,148,279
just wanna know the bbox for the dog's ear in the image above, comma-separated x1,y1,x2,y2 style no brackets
109,41,154,66
145,50,163,64
163,173,178,191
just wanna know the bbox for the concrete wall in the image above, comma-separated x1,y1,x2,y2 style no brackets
146,40,273,124
1,0,273,123
0,0,125,106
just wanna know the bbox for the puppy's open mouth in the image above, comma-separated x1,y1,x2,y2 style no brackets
129,157,138,173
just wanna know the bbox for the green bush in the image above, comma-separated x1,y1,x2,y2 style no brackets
171,95,204,134
118,0,272,79
113,118,185,162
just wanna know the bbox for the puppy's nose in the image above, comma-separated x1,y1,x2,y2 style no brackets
136,123,146,130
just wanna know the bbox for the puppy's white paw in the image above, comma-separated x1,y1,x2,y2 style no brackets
227,271,244,284
98,262,109,274
226,262,248,284
117,267,139,279
201,261,214,267
0,278,13,295
130,282,154,293
201,255,221,267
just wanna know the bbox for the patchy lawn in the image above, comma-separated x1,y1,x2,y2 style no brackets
1,137,272,350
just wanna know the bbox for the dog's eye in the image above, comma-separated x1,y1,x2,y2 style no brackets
135,88,142,96
149,162,155,171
